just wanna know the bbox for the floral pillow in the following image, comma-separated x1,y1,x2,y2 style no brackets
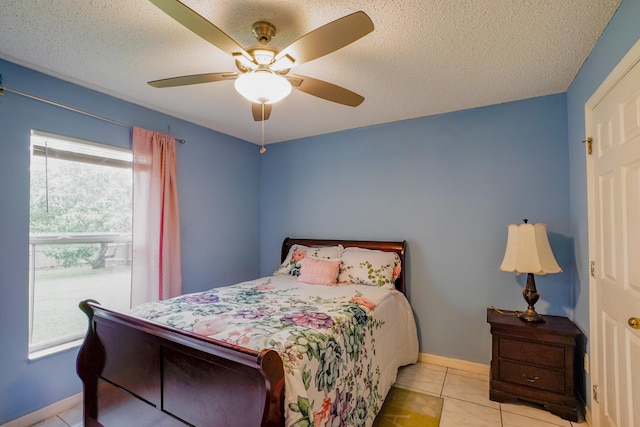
338,247,401,289
274,244,343,276
297,257,341,286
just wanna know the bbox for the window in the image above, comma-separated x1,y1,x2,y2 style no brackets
28,130,133,357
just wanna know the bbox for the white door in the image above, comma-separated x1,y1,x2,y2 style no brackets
587,39,640,427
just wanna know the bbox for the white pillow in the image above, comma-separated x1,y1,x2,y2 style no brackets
338,247,401,288
274,244,343,276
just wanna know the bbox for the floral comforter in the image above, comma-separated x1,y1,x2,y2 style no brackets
131,275,418,427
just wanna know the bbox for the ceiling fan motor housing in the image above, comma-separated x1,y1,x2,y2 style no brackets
251,21,276,44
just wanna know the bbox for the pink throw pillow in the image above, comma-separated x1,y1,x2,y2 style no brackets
297,257,340,286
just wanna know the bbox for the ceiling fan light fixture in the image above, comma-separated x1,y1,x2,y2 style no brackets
234,69,292,104
251,48,275,65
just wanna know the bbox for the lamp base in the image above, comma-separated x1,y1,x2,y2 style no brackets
518,308,545,322
520,273,546,323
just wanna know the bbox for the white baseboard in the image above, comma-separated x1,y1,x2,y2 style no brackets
0,393,82,427
418,352,490,376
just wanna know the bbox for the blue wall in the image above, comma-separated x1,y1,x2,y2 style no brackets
0,59,261,424
259,94,573,364
568,0,640,335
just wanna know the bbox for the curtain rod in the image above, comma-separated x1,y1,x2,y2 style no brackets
0,85,186,144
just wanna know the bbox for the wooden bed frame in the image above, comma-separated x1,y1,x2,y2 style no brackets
77,237,407,427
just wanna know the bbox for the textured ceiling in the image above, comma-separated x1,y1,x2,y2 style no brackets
0,0,620,144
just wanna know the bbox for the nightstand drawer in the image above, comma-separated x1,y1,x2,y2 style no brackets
499,338,565,368
499,360,564,394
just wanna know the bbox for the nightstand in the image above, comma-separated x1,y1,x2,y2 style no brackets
486,308,585,422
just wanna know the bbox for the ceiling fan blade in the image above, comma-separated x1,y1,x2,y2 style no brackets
148,72,237,88
149,0,251,59
289,75,364,107
272,11,373,70
252,103,272,121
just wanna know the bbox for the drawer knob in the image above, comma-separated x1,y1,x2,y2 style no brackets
522,374,539,383
629,317,640,329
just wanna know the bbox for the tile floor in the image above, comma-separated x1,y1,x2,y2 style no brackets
394,362,587,427
31,361,587,426
30,404,81,427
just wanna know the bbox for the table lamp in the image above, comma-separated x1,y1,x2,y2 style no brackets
499,219,562,322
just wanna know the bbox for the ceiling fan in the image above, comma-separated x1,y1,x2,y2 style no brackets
147,0,374,121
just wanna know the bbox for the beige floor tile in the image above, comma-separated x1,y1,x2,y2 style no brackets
439,397,503,427
502,411,573,427
442,371,500,409
448,367,490,381
500,401,572,426
58,404,83,427
412,361,448,373
394,362,447,395
30,416,69,427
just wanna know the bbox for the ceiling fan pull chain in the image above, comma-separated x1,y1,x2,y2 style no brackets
260,103,266,154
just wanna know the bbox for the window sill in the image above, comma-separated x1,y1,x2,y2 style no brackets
28,338,83,361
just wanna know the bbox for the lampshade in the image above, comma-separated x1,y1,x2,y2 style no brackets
499,222,561,275
234,69,292,104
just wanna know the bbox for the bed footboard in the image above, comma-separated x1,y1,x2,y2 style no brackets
76,300,285,427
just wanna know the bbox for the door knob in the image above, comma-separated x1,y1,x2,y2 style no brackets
629,317,640,329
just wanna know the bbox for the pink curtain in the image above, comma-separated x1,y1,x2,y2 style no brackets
131,127,182,305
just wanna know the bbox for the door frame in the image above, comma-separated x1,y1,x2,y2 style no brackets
585,37,640,425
